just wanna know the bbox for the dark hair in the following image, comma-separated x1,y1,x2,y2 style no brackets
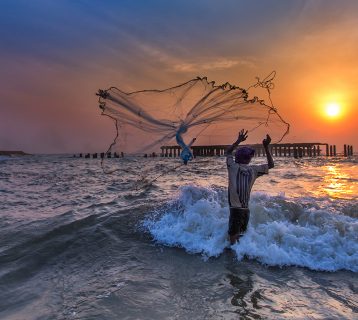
235,147,255,163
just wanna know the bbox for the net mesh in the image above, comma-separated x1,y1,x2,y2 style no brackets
96,72,290,159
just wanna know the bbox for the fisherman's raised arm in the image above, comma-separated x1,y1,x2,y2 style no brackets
188,137,196,148
263,134,274,169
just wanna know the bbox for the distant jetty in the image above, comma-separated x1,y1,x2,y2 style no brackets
75,142,354,159
0,150,29,156
160,143,354,158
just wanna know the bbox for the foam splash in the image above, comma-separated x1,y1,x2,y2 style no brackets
142,185,229,257
142,185,358,272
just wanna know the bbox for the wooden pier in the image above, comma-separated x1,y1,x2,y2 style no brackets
160,143,354,158
74,143,354,159
74,151,123,159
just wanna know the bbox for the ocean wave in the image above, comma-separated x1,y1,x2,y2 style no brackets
142,185,358,272
0,155,11,161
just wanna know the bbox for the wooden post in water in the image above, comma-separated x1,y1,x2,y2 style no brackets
344,144,347,157
293,147,298,158
329,145,333,157
349,145,353,156
326,144,329,156
333,145,336,156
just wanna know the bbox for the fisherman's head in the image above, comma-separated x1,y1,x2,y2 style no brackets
235,147,255,164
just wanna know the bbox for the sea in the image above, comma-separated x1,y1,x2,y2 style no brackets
0,154,357,320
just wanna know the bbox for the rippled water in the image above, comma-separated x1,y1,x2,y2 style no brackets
0,155,357,319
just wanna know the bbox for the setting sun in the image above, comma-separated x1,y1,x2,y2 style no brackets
325,102,341,118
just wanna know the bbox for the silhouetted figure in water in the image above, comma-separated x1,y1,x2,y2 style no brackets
176,125,196,165
226,129,274,245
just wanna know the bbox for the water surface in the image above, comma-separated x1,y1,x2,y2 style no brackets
0,155,357,319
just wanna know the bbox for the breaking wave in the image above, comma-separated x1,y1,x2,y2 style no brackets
142,185,358,272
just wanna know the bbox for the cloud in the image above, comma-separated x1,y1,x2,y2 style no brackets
135,42,255,73
173,58,256,72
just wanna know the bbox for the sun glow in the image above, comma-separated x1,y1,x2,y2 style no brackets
325,102,341,118
313,90,350,121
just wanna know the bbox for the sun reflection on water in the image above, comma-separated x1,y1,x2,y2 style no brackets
321,165,356,199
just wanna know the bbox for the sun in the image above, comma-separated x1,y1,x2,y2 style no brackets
325,102,341,118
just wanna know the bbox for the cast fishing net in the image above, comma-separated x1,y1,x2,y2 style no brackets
96,72,289,178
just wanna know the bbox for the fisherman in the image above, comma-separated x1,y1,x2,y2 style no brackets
176,124,196,165
226,129,274,244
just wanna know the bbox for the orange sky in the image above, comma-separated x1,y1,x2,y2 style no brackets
0,0,357,153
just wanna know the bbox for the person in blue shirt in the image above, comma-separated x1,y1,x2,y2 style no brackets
176,125,196,165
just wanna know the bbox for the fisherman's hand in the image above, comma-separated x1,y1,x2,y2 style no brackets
263,134,271,147
237,129,248,143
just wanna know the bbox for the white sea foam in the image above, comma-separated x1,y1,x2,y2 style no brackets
143,185,358,272
142,185,229,257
